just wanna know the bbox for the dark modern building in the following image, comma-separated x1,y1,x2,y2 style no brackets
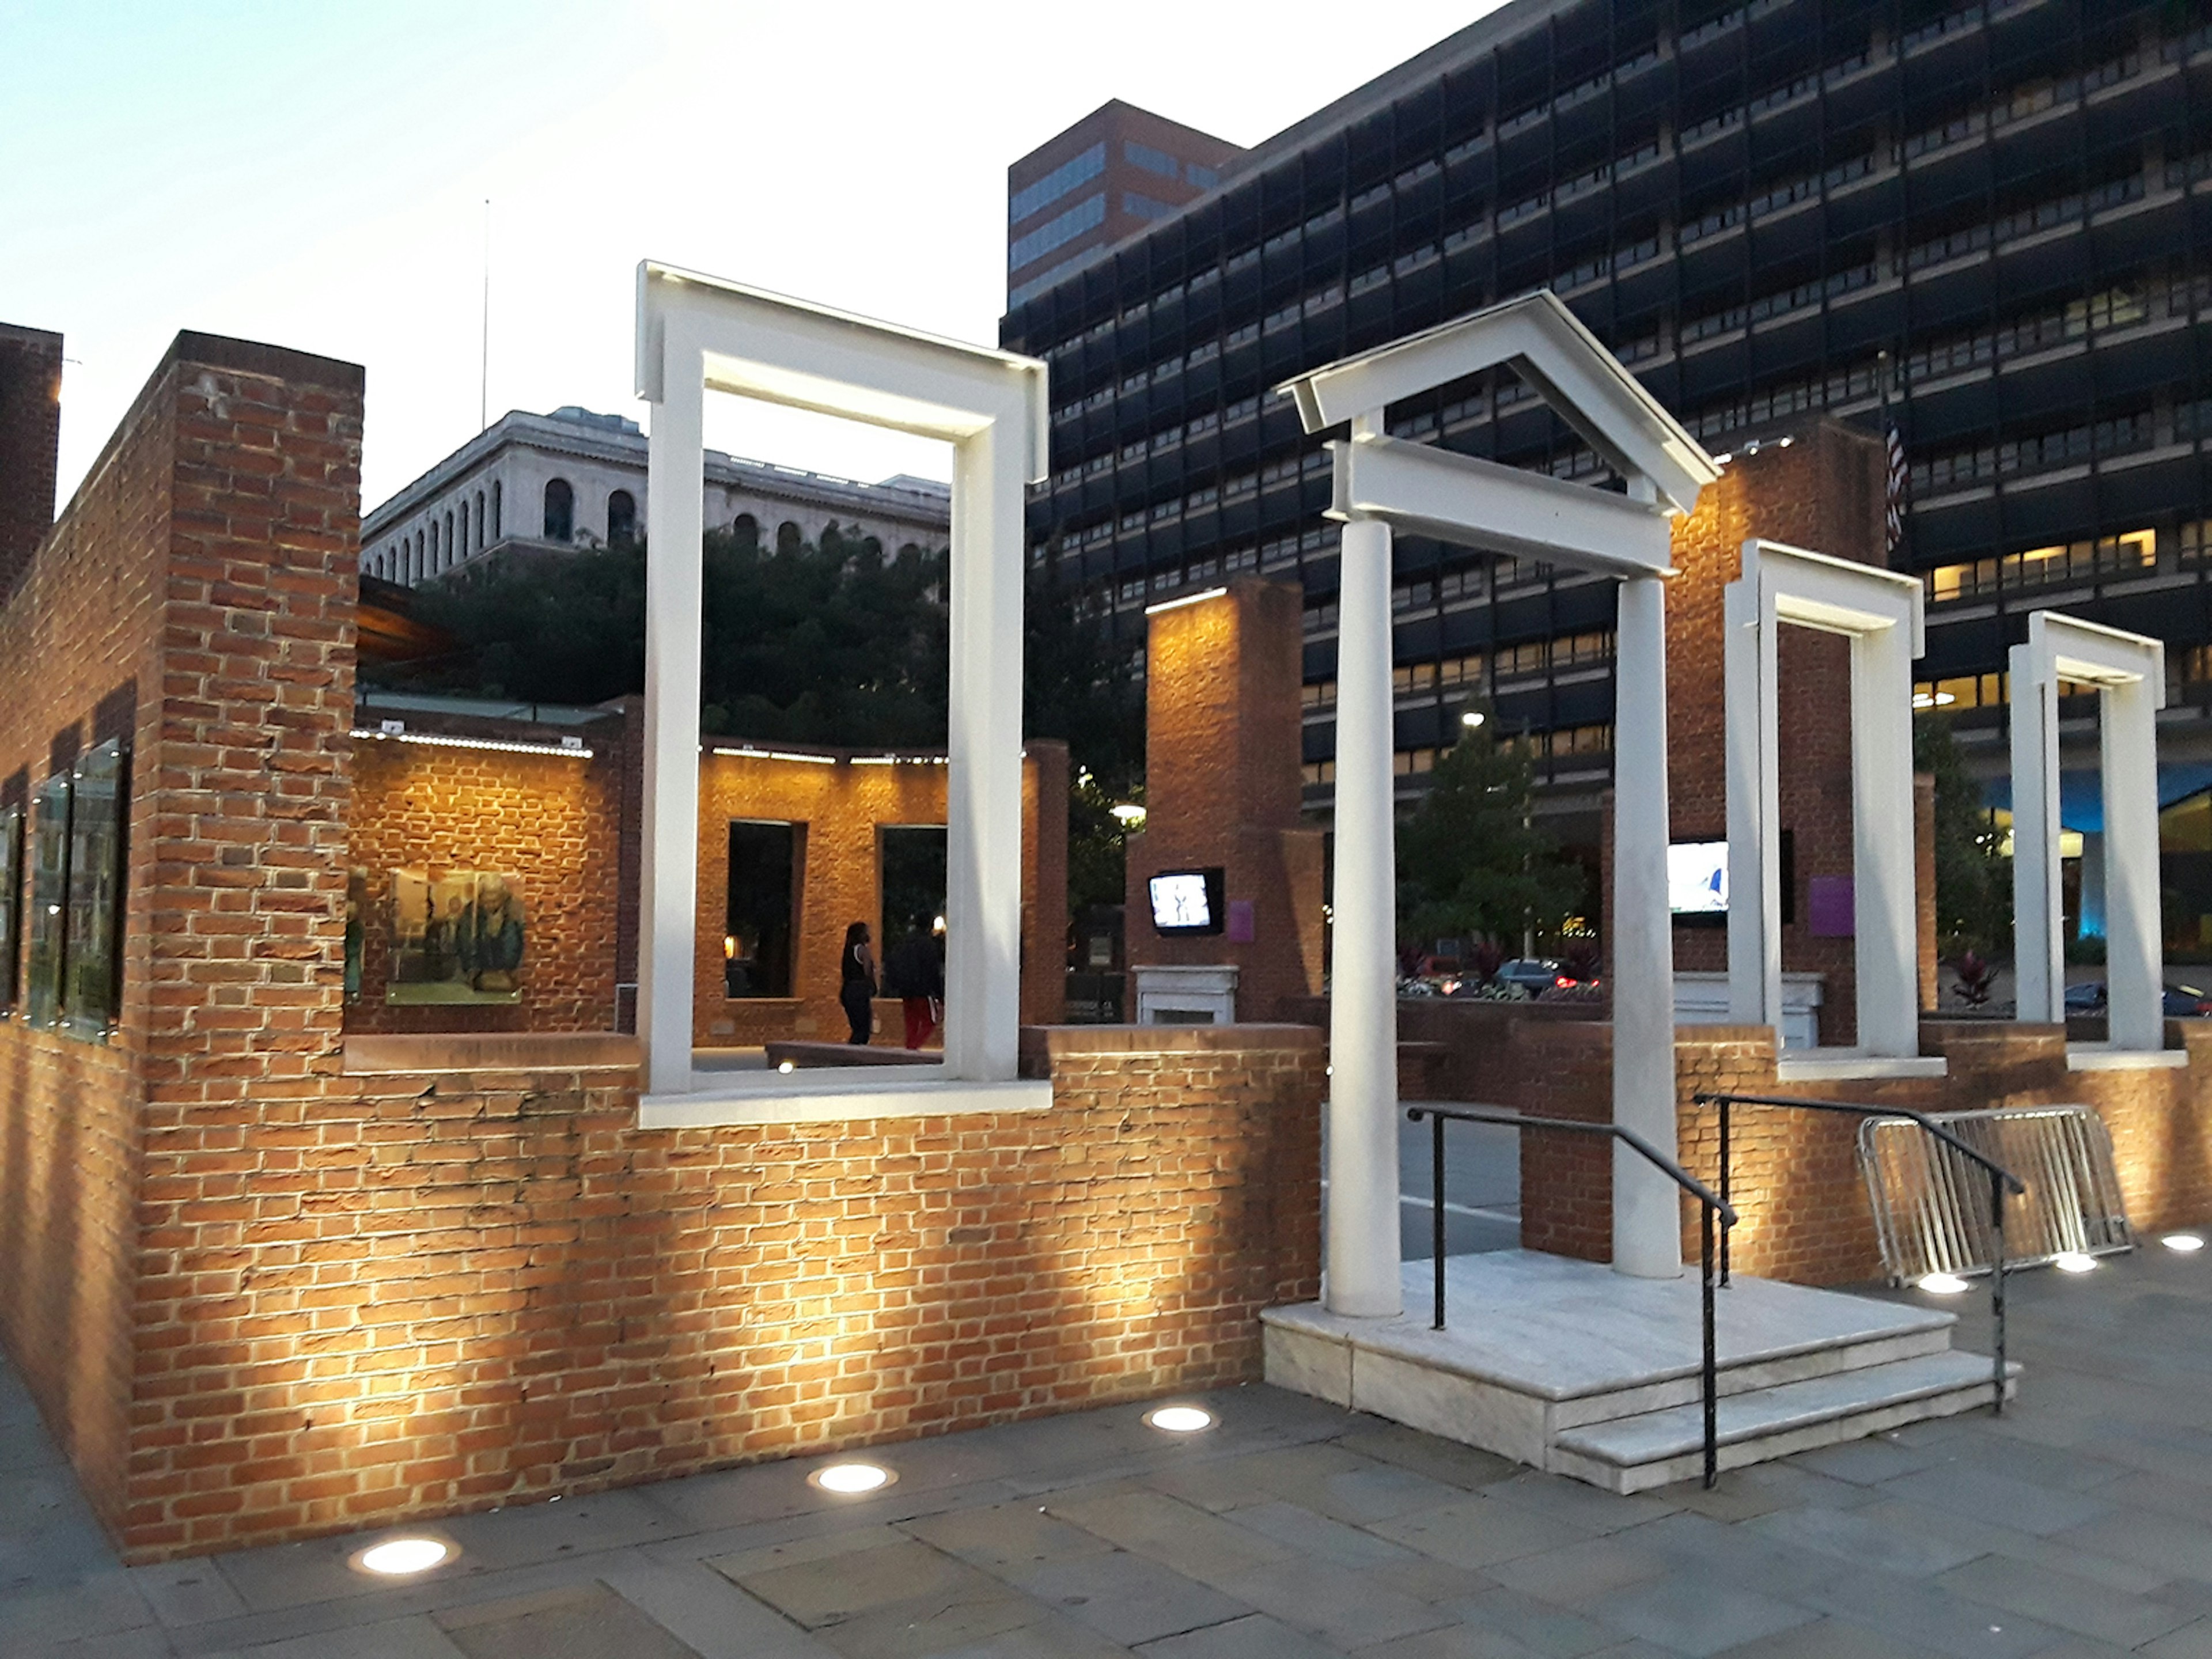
1007,101,1245,309
1001,0,2212,844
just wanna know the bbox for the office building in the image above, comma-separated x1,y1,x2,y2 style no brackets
1002,0,2212,842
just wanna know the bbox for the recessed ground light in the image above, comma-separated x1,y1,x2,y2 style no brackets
777,1060,796,1074
808,1461,895,1495
2052,1251,2099,1274
350,1536,454,1577
2162,1233,2205,1253
1143,1405,1217,1434
1917,1272,1970,1295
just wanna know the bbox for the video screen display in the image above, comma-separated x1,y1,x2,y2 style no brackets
1149,868,1225,936
1667,840,1729,915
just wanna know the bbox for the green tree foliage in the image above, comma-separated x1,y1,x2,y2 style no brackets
1395,711,1588,948
1021,571,1145,915
1913,710,2010,956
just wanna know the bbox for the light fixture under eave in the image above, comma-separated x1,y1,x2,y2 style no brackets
1143,1404,1217,1434
1911,691,1957,710
349,729,592,760
2052,1251,2099,1274
2162,1232,2205,1253
351,1536,454,1577
1461,710,1486,729
1110,803,1147,823
1144,586,1229,616
1918,1272,1970,1295
809,1461,895,1495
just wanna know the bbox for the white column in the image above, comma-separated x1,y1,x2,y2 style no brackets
1722,580,1777,1030
1326,429,1402,1317
2009,645,2063,1024
1852,622,1921,1055
2103,680,2164,1052
1612,569,1683,1278
639,327,705,1097
942,421,1027,1082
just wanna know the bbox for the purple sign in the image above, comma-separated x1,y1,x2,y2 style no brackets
1226,900,1256,943
1806,876,1855,937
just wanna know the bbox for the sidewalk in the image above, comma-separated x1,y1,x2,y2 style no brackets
4,1244,2211,1658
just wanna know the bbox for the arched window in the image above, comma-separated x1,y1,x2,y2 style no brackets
899,541,922,560
776,520,803,555
861,535,883,562
544,478,574,541
731,512,760,550
415,529,426,582
492,479,503,540
819,521,844,558
607,489,637,546
443,511,454,570
474,491,485,551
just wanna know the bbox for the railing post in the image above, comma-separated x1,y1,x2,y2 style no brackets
1431,1111,1446,1331
1701,1201,1718,1488
1718,1094,1733,1287
1989,1167,2007,1415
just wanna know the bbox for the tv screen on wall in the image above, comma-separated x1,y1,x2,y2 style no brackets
1149,868,1225,936
1667,840,1729,916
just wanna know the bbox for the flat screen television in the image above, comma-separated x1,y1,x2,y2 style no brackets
1667,840,1729,916
1148,867,1225,937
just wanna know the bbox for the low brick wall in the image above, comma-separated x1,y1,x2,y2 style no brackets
122,1023,1321,1560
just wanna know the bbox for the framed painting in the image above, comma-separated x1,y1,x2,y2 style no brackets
387,867,525,1005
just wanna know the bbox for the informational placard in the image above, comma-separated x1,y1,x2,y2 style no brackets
388,868,527,1004
1149,867,1225,937
0,805,21,1013
1666,840,1729,915
62,739,130,1040
24,770,71,1030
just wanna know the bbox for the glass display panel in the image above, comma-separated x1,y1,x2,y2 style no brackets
60,740,128,1039
1667,840,1730,915
1149,866,1226,936
387,868,527,1004
24,771,71,1030
725,821,800,998
0,806,21,1013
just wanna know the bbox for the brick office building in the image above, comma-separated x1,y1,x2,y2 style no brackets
1002,0,2212,874
0,325,1322,1560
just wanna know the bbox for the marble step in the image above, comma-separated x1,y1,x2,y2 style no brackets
1551,1349,2016,1494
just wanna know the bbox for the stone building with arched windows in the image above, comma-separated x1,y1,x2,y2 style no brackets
360,405,950,587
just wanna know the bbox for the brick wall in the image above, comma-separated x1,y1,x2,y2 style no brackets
1126,577,1326,1018
0,321,63,605
344,730,625,1035
0,331,363,1535
120,1024,1320,1558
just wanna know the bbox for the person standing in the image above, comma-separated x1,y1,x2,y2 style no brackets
839,921,876,1045
883,911,945,1050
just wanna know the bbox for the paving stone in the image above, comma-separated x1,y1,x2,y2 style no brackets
923,1609,1143,1659
800,1588,1048,1659
1874,1463,2114,1537
432,1581,699,1658
1211,1556,1452,1649
1331,1423,1520,1492
2054,1508,2212,1585
1355,1623,1551,1659
1934,1551,2198,1647
1047,1491,1291,1583
130,1558,249,1628
902,1506,1114,1574
1431,1583,1622,1657
1480,1536,1671,1607
1010,1550,1249,1646
1219,1501,1416,1568
1133,1611,1343,1659
16,1627,181,1658
434,1491,692,1573
199,1614,469,1658
1705,1615,1930,1657
0,1569,157,1646
2146,1619,2212,1659
733,1538,996,1626
1743,1502,1980,1578
1363,1495,1594,1571
1801,1567,2061,1658
1480,1474,1679,1537
1789,1438,1948,1487
1844,1497,2169,1594
1578,1575,1815,1657
703,1523,913,1583
594,1559,838,1658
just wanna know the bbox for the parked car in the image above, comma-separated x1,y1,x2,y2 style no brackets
2063,981,2212,1017
1497,957,1593,996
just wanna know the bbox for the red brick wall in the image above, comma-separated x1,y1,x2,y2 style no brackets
0,321,63,605
343,735,624,1035
120,1024,1320,1559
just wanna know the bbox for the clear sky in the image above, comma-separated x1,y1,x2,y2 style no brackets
3,1,1506,514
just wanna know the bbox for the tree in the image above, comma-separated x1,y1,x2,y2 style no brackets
1914,709,2010,957
1395,710,1588,949
1022,571,1143,915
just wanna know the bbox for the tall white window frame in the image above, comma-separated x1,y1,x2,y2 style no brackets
632,261,1050,1124
1724,539,1929,1063
2009,612,2166,1055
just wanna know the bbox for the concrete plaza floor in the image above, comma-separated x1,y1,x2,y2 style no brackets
5,1244,2212,1658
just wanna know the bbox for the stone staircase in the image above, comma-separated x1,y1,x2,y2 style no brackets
1263,1250,2014,1494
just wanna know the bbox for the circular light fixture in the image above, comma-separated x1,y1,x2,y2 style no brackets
809,1461,895,1495
1917,1272,1970,1295
777,1060,796,1074
351,1536,454,1577
2161,1232,2205,1253
1461,710,1486,729
2052,1251,2099,1274
1143,1404,1217,1434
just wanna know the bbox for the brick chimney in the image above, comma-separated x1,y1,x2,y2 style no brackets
0,323,65,607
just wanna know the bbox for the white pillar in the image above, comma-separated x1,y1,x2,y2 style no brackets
2103,680,2164,1052
1326,441,1402,1318
942,421,1027,1082
1723,581,1778,1031
2009,645,2063,1024
1852,622,1921,1055
1612,570,1683,1278
639,327,704,1096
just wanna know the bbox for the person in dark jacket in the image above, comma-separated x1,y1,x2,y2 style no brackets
882,911,944,1050
839,921,876,1044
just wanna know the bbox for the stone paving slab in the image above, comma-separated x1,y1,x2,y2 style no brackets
1,1245,2210,1656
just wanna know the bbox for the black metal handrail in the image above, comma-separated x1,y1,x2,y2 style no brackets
1692,1091,2027,1415
1407,1105,1740,1489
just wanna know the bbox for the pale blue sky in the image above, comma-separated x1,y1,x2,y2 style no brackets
3,1,1502,512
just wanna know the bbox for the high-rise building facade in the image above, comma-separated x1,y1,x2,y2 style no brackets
1002,0,2212,833
1007,101,1244,309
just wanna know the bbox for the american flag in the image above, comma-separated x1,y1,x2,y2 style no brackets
1884,425,1908,559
